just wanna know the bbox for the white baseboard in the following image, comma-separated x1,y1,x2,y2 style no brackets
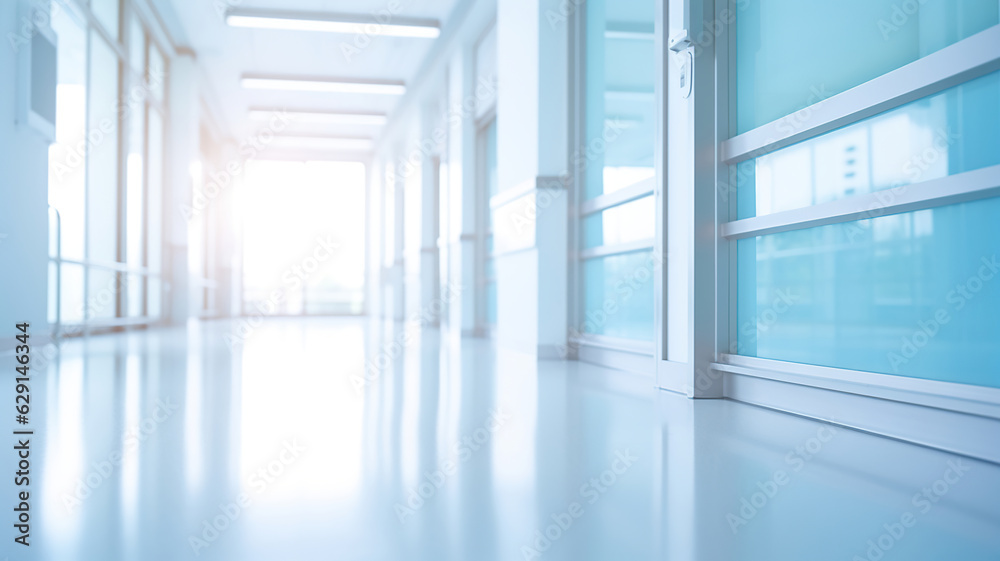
574,337,655,375
724,371,1000,464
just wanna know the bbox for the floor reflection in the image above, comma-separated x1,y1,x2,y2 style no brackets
23,317,1000,560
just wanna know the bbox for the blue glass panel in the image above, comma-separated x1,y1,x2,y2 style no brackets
486,280,497,326
583,0,656,200
736,0,998,133
582,195,655,249
737,72,1000,219
581,250,655,341
485,256,495,281
737,198,1000,387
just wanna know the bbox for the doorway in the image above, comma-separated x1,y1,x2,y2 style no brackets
240,160,366,315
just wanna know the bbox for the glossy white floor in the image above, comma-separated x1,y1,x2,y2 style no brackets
21,317,1000,560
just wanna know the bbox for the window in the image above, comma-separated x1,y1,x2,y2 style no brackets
736,0,998,133
575,0,656,346
721,2,1000,387
48,6,87,264
47,1,167,332
241,161,367,316
86,29,120,266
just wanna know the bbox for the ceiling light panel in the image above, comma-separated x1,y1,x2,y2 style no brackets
249,109,388,126
226,10,440,39
241,76,406,96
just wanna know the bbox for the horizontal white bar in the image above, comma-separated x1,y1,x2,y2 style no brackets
272,135,374,151
721,165,1000,240
226,9,440,38
571,334,655,356
58,316,161,331
242,75,406,96
50,257,160,277
723,367,1000,465
580,176,655,216
716,354,1000,420
721,26,1000,165
579,238,654,260
605,22,654,41
489,175,569,210
249,109,387,126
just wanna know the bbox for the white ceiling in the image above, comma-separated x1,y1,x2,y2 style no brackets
159,0,462,157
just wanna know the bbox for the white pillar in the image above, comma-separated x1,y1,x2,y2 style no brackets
389,161,405,321
366,157,383,319
492,0,570,357
164,53,199,325
444,49,479,337
419,102,443,326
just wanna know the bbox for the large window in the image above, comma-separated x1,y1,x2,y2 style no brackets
723,1,1000,387
47,0,168,333
575,0,656,346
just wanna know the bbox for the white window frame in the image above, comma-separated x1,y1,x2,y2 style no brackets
567,2,660,372
474,111,497,335
48,0,170,337
660,0,1000,463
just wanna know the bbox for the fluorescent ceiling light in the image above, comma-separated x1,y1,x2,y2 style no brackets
249,109,387,126
242,76,406,96
226,10,440,38
273,136,374,151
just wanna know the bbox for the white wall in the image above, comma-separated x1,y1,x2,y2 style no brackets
492,0,570,357
0,2,53,347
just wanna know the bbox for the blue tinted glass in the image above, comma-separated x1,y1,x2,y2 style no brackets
485,256,495,280
581,250,655,341
737,197,1000,387
92,0,120,41
736,0,998,133
582,196,655,249
737,72,1000,219
583,0,655,200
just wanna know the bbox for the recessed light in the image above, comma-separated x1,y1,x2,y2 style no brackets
241,76,406,96
226,10,440,39
249,109,388,126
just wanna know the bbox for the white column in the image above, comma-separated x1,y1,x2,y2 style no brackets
419,102,442,326
492,0,570,357
366,157,383,319
444,49,479,336
390,162,406,321
164,53,200,325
